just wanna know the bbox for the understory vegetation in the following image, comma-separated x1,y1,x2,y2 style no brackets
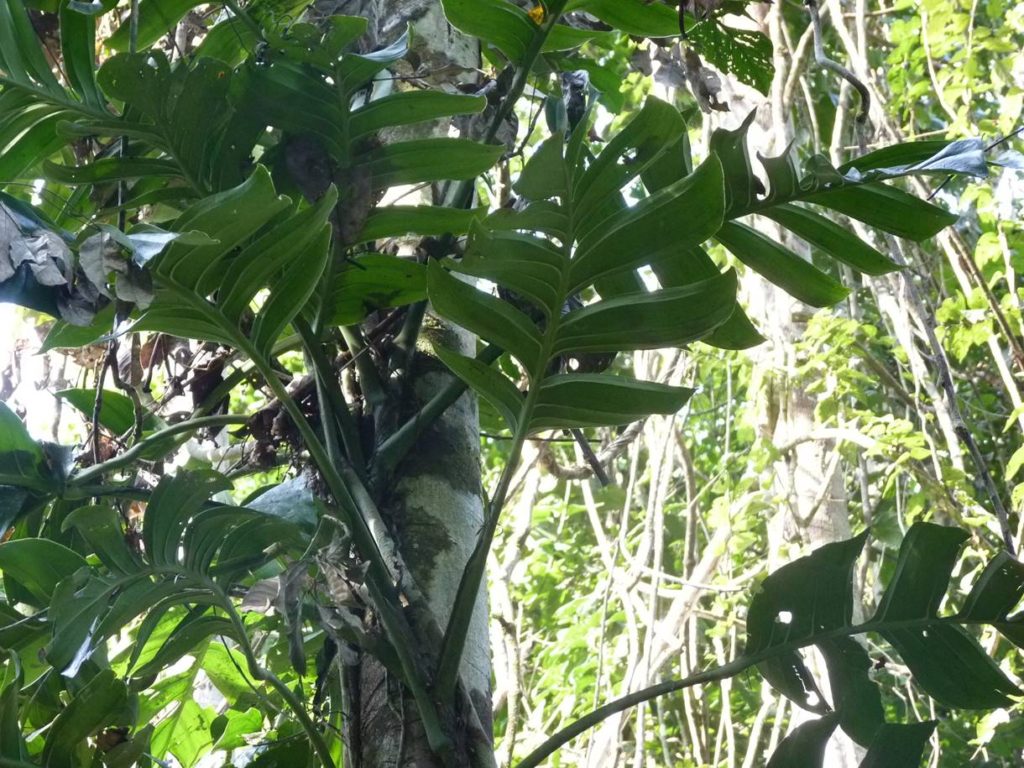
0,0,1023,766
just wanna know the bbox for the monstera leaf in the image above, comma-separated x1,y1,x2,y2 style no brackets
519,523,1024,768
745,522,1021,766
427,98,733,436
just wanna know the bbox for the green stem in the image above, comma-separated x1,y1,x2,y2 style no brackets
222,0,264,40
69,414,250,485
237,337,453,756
295,317,367,478
374,344,502,483
340,325,388,411
219,583,337,768
515,614,987,768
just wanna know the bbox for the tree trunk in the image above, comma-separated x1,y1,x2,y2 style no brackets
320,4,493,765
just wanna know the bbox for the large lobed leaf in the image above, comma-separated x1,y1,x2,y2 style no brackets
746,523,1022,765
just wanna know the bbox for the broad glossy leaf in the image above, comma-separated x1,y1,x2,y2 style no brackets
44,574,115,675
757,651,829,714
43,157,182,185
0,538,86,606
359,138,504,189
56,388,163,435
0,650,26,759
435,346,523,432
359,206,486,243
0,0,62,90
839,138,987,181
133,616,239,680
0,400,50,492
41,670,127,768
58,3,102,108
765,715,838,768
710,110,761,214
328,254,427,325
858,722,936,768
106,0,201,50
882,623,1018,708
530,374,693,431
958,551,1024,622
427,260,543,372
143,470,232,567
715,221,849,307
873,523,967,621
555,270,737,354
573,98,688,228
441,0,534,61
761,204,899,276
39,302,114,352
570,154,725,292
650,245,764,350
62,504,140,574
457,225,565,319
873,524,1019,708
350,91,486,138
217,189,336,328
805,184,957,242
515,134,569,202
747,533,867,653
818,637,884,745
572,0,678,37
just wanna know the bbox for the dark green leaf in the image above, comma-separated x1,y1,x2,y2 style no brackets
42,670,127,768
143,470,232,567
427,260,543,372
884,621,1020,708
457,225,565,319
40,302,114,352
515,134,569,202
873,523,967,621
435,346,523,432
56,388,163,435
0,538,86,606
765,715,839,768
574,0,678,37
761,204,899,276
818,637,884,745
530,374,693,431
61,504,141,574
0,401,51,492
350,91,486,138
106,0,202,51
715,221,849,307
0,650,26,760
44,157,182,185
570,154,725,292
958,551,1024,623
858,722,936,768
358,206,486,243
555,270,737,354
441,0,534,61
359,138,504,189
747,532,866,653
328,254,426,325
805,184,957,242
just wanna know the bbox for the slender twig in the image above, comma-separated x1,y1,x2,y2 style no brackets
515,614,1003,768
71,414,251,484
805,0,870,125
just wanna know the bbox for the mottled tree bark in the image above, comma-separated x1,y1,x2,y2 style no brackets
314,3,493,766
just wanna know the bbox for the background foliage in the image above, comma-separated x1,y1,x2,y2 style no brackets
0,0,1022,766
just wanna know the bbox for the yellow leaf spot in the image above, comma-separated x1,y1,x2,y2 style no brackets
527,4,545,24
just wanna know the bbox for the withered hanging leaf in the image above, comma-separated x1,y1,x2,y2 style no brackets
683,47,729,113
